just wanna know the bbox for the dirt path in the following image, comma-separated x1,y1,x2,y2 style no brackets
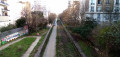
56,21,80,57
43,25,57,57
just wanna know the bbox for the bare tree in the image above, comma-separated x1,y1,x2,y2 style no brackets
48,13,57,24
21,2,47,33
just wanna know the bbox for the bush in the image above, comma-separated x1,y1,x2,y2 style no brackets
94,23,120,57
72,17,97,39
16,17,26,28
0,24,16,32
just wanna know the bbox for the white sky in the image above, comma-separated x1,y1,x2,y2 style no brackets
45,0,68,14
26,0,69,14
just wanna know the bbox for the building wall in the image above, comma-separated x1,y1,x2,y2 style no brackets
0,0,10,27
85,0,120,24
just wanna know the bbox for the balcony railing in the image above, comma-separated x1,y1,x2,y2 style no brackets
116,3,119,5
97,10,101,12
2,7,9,11
0,1,8,6
90,10,94,12
91,3,95,5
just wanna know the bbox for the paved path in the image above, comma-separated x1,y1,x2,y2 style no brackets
0,38,25,51
22,36,41,57
43,25,57,57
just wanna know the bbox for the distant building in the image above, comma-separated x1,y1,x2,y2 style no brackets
84,0,120,24
32,0,48,19
20,1,31,18
0,0,9,27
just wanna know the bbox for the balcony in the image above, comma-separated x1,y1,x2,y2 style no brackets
97,10,101,12
2,7,9,11
0,1,8,6
0,16,9,22
91,3,95,5
90,10,94,12
115,3,119,5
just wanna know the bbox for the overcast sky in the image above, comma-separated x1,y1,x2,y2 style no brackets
45,0,68,14
25,0,69,14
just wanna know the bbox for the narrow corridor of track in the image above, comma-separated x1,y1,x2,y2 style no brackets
56,20,80,57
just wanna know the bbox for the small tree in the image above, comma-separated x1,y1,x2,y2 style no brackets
16,17,26,28
0,24,16,32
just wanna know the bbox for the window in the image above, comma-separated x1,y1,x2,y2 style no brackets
116,0,119,4
114,14,119,20
114,7,119,12
98,0,101,4
106,0,110,4
106,7,110,12
97,7,101,12
91,6,94,12
91,0,95,5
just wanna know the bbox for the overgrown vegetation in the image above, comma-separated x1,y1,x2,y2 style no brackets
0,24,16,32
16,17,26,28
58,0,120,57
92,23,120,57
78,40,97,57
71,17,97,39
56,21,80,57
31,28,48,36
30,34,46,57
0,37,35,57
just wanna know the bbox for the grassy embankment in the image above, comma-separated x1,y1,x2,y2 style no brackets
0,37,36,57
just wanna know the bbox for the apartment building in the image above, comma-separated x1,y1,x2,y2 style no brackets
32,0,48,19
0,0,9,27
7,0,32,24
0,0,32,27
85,0,120,24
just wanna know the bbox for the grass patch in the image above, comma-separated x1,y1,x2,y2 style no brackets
31,28,48,36
40,26,54,57
0,37,36,57
56,33,80,57
29,34,46,57
0,34,29,47
78,40,95,57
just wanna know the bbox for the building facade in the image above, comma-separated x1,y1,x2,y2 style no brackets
0,0,9,27
85,0,120,24
0,0,32,27
7,0,24,24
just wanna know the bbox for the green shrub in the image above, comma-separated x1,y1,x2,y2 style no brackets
0,24,16,32
16,17,26,28
95,23,120,57
72,17,97,39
